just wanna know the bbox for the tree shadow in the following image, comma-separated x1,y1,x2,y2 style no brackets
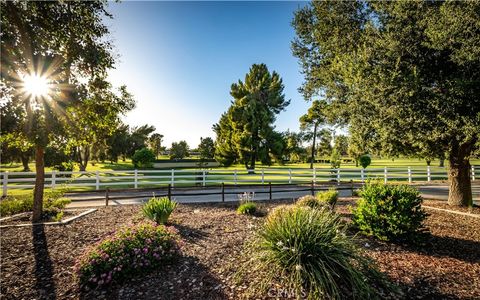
32,224,57,299
408,233,480,264
173,223,209,243
399,276,461,300
79,256,227,300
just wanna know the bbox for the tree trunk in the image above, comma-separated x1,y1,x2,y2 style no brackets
439,158,445,167
310,123,318,169
32,146,45,222
447,141,473,207
79,146,89,171
21,153,30,171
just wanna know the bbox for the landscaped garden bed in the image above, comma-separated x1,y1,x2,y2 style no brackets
1,198,479,299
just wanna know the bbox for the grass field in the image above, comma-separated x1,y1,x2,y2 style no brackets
2,157,479,173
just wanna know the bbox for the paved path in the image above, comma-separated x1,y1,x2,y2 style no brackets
66,182,480,208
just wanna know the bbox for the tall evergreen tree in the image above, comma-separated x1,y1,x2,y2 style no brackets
214,64,289,171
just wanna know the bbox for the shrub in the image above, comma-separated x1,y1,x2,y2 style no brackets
75,222,180,287
132,148,155,168
359,155,371,169
242,206,390,299
316,188,338,209
352,181,427,242
142,196,177,224
237,202,257,215
0,188,71,220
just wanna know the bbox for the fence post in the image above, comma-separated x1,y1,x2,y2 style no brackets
336,168,340,184
134,169,138,189
105,188,109,206
313,168,316,185
269,182,272,200
168,184,171,200
384,167,388,183
221,182,225,202
96,170,100,190
51,170,56,189
202,170,206,187
408,167,412,183
171,169,174,187
2,171,8,197
361,168,365,183
261,169,265,184
288,169,292,184
471,166,475,181
234,169,237,185
427,166,431,182
311,180,314,196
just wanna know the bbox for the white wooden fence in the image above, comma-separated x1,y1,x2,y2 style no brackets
1,166,478,197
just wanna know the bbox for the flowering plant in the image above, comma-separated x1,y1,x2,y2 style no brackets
75,221,181,288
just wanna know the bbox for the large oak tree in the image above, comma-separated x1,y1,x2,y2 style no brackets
292,0,480,206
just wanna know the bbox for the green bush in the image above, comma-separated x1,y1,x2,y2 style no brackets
75,222,180,288
316,188,338,209
352,181,427,242
359,155,371,169
296,195,329,210
142,196,177,224
237,202,257,215
0,188,71,220
243,206,390,299
132,148,155,168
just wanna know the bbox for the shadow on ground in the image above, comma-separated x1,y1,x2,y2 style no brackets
79,256,227,300
32,224,57,299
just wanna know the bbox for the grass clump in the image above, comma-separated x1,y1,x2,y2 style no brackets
240,206,392,299
296,188,338,210
142,196,177,224
352,181,427,243
75,222,180,288
237,202,257,215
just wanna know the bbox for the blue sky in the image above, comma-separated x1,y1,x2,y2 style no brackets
106,1,310,147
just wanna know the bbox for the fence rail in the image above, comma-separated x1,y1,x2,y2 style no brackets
1,165,478,197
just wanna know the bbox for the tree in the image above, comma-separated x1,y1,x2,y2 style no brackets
315,128,333,158
170,141,189,160
300,100,328,169
66,79,135,171
198,137,215,160
359,155,371,169
284,131,307,163
1,1,118,221
292,1,480,206
214,64,289,171
333,135,349,157
149,133,164,159
127,125,156,158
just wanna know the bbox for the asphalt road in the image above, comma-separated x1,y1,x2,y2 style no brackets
66,182,480,208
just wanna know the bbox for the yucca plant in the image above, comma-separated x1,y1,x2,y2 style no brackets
240,206,392,299
142,196,177,224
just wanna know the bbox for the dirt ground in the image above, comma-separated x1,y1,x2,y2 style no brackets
1,198,479,299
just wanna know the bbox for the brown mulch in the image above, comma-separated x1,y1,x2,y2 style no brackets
1,198,479,299
423,199,480,215
0,210,85,226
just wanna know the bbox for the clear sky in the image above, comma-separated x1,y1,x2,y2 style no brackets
106,1,310,148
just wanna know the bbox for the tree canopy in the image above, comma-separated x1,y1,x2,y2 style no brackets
292,0,480,206
214,63,289,170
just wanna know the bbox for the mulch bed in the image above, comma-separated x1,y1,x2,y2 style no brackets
0,210,85,226
423,199,480,215
1,198,479,299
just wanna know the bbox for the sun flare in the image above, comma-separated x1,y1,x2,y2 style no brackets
22,73,51,98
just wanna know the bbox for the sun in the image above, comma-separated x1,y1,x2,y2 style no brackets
21,73,51,98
